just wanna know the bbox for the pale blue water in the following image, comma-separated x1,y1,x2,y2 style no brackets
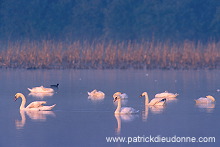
0,69,219,147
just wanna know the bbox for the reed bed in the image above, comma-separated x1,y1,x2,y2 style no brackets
0,40,219,69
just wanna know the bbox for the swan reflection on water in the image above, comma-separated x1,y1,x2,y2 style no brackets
114,114,138,135
149,105,166,114
195,103,215,113
142,105,166,121
15,110,55,129
165,97,178,103
28,92,54,99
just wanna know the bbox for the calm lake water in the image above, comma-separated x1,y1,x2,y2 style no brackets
0,69,219,147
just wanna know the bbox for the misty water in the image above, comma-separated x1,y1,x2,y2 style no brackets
0,69,219,147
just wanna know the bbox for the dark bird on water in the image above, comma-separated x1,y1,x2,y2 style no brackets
50,84,59,88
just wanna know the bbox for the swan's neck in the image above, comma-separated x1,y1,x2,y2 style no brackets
20,94,26,109
115,99,121,113
145,94,149,105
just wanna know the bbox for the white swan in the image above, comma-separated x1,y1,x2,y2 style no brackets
113,92,128,99
155,91,178,98
14,93,56,111
88,89,105,98
28,86,54,93
140,92,166,106
113,95,139,114
195,95,215,104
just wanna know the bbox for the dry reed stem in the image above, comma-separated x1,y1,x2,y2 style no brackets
0,40,219,69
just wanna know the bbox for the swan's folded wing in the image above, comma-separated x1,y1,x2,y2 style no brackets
97,91,105,96
41,87,47,91
41,87,54,92
166,93,177,98
28,87,40,93
154,98,166,105
121,93,128,99
149,98,164,105
155,92,168,98
32,87,40,91
195,98,213,103
38,104,56,111
26,101,47,108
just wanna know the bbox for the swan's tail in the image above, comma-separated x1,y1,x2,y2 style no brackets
194,99,199,104
39,104,56,111
46,104,56,110
51,104,56,108
131,110,139,114
27,88,32,92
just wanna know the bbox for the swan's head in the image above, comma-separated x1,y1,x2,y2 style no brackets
113,92,122,98
113,95,121,102
14,93,23,101
139,92,148,97
206,95,215,102
113,97,118,102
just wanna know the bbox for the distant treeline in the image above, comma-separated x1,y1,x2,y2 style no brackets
0,0,220,41
0,40,219,69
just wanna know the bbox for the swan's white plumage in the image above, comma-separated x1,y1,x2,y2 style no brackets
149,98,166,106
113,92,128,99
14,93,56,111
195,95,215,104
140,92,166,106
88,89,105,98
28,86,54,93
155,91,178,98
113,95,138,114
26,101,47,109
195,98,212,103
